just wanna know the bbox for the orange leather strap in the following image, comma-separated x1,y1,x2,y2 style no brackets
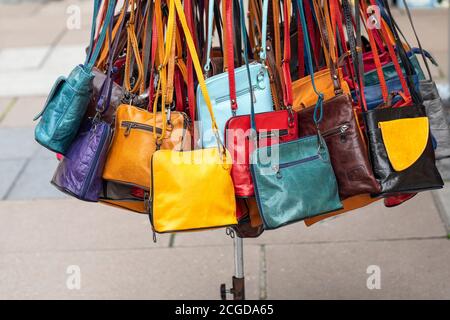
124,0,144,94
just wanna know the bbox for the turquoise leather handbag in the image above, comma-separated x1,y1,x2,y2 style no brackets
196,0,273,148
250,0,342,230
34,0,116,155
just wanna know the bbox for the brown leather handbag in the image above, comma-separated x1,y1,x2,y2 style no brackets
298,94,381,199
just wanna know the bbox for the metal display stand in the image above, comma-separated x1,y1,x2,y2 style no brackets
220,230,245,300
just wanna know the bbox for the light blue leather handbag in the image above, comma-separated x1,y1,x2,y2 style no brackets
34,0,116,155
250,0,342,230
196,0,273,148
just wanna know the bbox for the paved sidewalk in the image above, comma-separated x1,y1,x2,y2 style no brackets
0,0,450,299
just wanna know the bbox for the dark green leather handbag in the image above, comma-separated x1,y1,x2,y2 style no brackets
34,0,116,154
250,0,342,230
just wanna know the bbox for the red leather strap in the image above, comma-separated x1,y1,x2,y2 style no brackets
304,0,320,68
368,0,411,102
282,0,293,108
296,3,305,79
225,0,237,112
362,0,410,105
174,67,185,112
184,0,196,121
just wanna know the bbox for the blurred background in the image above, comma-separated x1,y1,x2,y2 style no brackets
0,0,450,299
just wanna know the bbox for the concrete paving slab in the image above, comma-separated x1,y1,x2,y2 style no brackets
0,97,14,119
265,239,450,299
0,45,86,97
0,21,64,48
0,47,48,71
58,28,91,46
0,245,260,300
0,2,42,20
0,199,172,252
0,96,46,128
393,9,448,54
0,159,26,199
173,192,447,247
34,144,57,160
0,127,39,159
432,185,450,234
5,157,67,200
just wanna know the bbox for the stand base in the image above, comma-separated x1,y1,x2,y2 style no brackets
220,276,245,300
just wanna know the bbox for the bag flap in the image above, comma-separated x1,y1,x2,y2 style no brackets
379,117,429,171
33,76,66,121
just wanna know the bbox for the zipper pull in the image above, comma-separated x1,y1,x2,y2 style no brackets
124,123,133,136
340,124,349,143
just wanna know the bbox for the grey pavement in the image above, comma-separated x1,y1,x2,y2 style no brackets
0,0,450,299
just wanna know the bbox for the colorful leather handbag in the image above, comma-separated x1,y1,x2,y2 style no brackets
224,0,298,198
250,0,342,230
34,0,116,155
51,15,122,202
150,0,237,234
398,0,450,161
102,2,191,193
298,94,381,199
362,0,443,195
196,0,273,149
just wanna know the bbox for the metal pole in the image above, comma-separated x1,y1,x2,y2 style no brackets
232,236,245,300
234,236,244,278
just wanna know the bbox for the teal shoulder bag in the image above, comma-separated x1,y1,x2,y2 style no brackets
250,0,342,230
34,0,116,155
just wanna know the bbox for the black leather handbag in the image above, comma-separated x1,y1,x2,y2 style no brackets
361,0,443,196
364,104,443,195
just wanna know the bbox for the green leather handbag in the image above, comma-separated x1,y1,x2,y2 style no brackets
250,0,342,230
34,0,116,154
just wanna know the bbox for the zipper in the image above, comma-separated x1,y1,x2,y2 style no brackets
215,85,258,104
256,129,289,139
121,121,163,136
322,123,350,143
277,154,320,170
81,123,109,198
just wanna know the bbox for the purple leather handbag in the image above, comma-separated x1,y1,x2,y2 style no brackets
51,119,112,202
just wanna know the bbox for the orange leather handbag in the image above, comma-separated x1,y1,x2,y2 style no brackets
101,1,191,212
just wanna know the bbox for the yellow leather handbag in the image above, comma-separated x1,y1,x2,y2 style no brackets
149,0,237,234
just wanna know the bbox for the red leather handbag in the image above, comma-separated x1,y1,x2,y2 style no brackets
224,0,298,198
225,109,298,197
